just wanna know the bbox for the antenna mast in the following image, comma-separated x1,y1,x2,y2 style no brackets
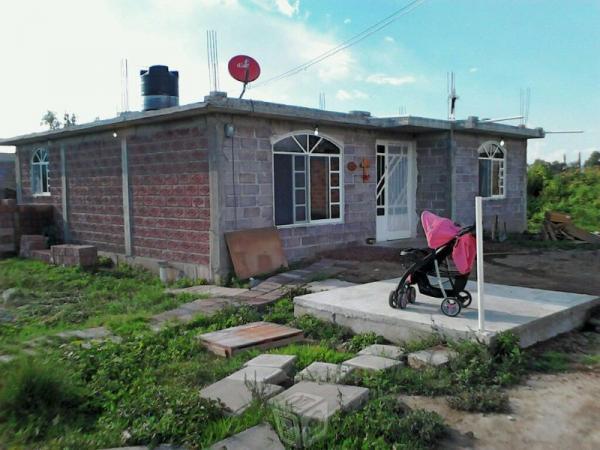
447,72,458,120
120,58,129,112
319,92,326,110
206,30,220,92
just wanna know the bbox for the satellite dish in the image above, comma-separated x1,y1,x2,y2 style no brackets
228,55,261,98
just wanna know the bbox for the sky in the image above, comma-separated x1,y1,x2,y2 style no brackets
1,0,599,163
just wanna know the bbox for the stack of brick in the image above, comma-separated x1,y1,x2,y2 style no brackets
19,235,48,258
0,199,16,256
51,244,97,268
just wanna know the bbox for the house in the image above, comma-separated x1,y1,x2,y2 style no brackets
0,91,544,281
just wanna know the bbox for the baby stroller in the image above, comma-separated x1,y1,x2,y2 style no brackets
389,211,476,317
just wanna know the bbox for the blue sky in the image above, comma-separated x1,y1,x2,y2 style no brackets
1,0,599,162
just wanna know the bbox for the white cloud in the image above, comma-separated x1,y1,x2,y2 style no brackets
365,73,416,86
0,0,355,137
336,89,369,101
344,18,351,24
384,36,395,43
250,0,300,16
469,67,479,73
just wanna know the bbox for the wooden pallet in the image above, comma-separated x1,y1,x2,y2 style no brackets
198,321,304,357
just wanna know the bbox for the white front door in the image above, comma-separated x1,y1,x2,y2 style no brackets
376,141,416,241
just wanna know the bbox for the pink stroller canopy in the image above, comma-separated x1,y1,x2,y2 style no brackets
421,211,476,274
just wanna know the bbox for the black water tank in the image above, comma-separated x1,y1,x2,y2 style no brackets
140,65,179,111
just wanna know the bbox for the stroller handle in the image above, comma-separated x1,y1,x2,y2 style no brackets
457,224,476,236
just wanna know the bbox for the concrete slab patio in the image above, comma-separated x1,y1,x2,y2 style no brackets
294,279,600,347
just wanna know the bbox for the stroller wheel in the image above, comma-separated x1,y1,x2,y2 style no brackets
441,297,462,317
407,286,417,304
388,291,399,309
457,291,472,308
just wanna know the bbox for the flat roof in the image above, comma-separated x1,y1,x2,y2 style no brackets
0,92,544,146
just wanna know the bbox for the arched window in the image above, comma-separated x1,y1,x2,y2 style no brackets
273,132,342,226
478,141,505,198
31,148,49,195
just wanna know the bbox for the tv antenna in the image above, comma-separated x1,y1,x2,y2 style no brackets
319,92,326,110
206,30,220,92
447,72,458,120
520,88,531,126
120,58,129,112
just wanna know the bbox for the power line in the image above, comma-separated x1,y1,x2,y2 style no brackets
249,0,426,89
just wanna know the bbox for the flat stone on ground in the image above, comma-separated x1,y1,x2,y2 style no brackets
244,354,297,374
209,423,285,450
56,326,112,341
358,344,405,360
342,354,403,372
200,378,284,415
0,354,15,364
166,285,248,297
226,366,288,385
294,362,354,384
269,381,369,421
407,345,458,369
306,279,357,293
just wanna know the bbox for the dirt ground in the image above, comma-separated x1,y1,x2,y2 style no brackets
320,243,600,296
402,370,600,450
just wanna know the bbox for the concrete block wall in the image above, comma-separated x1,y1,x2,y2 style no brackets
453,133,527,232
415,133,452,230
128,121,210,266
214,116,388,274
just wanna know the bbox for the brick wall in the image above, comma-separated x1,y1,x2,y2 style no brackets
129,121,210,266
453,133,527,232
0,154,15,195
66,138,124,253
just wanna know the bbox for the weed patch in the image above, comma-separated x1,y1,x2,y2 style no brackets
448,387,510,413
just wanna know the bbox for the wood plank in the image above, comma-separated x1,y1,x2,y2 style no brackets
198,321,304,357
562,223,600,243
545,211,572,224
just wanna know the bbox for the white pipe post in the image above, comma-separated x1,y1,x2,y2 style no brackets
475,196,485,332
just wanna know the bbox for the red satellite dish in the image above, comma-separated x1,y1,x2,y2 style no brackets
228,55,261,83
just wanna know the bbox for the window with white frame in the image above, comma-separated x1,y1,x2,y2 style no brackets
31,148,49,195
273,133,342,226
478,141,505,197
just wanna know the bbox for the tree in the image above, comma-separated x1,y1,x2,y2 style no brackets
40,110,61,130
585,151,600,168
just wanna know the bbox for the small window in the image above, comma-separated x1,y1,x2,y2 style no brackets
273,133,342,226
31,148,49,195
478,141,505,198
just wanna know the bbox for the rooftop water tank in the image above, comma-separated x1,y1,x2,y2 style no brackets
140,65,179,111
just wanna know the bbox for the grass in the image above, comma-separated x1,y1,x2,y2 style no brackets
2,258,585,449
0,258,199,353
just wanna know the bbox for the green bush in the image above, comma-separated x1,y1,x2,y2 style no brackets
315,396,445,449
448,387,510,413
345,332,386,353
0,359,96,441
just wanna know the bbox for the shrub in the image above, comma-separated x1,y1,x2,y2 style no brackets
345,332,385,353
0,358,96,441
262,298,295,324
448,387,510,413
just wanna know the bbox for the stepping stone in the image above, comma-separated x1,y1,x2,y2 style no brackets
226,366,288,385
342,354,403,372
269,381,369,422
200,378,283,416
244,354,297,375
294,362,354,384
199,322,304,357
56,326,112,341
358,344,405,360
209,423,285,450
306,279,357,293
0,354,15,364
166,285,248,297
407,345,458,369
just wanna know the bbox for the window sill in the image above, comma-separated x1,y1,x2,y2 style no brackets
276,219,344,229
32,192,51,197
